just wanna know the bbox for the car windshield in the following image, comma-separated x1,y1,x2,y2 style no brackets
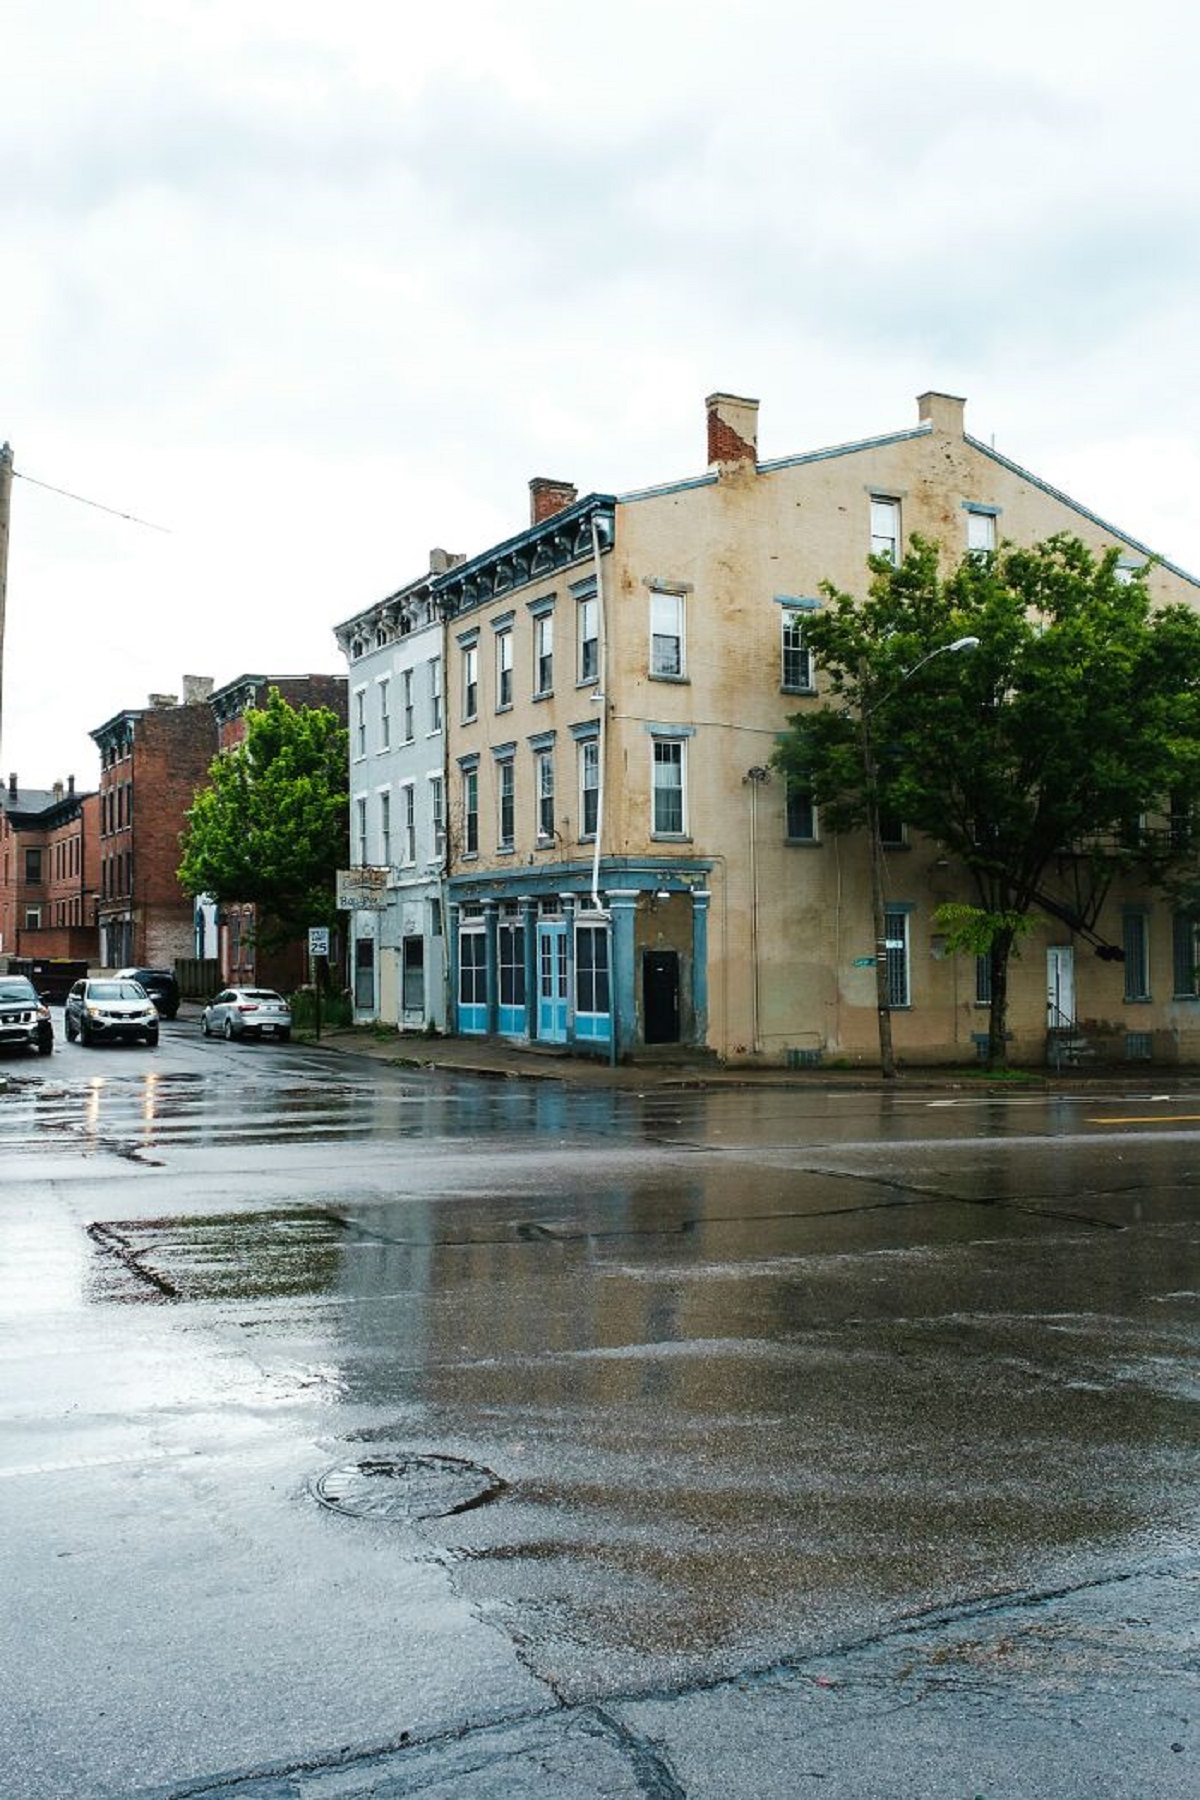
88,981,147,1001
0,980,37,1003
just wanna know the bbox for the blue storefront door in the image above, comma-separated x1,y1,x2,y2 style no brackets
537,922,568,1043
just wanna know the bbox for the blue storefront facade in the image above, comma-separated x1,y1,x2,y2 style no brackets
447,861,712,1059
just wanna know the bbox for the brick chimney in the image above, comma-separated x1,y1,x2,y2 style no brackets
7,773,16,803
529,478,578,526
706,392,759,471
918,391,966,436
182,674,214,705
53,780,63,803
68,775,75,795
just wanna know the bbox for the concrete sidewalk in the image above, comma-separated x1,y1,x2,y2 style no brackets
288,1016,1200,1097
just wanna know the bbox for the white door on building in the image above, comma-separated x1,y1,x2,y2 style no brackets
1046,946,1075,1030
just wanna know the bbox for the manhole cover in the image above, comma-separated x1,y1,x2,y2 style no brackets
310,1453,505,1521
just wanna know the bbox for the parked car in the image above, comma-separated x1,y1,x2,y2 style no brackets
201,987,292,1042
64,977,159,1047
0,974,54,1057
116,966,181,1020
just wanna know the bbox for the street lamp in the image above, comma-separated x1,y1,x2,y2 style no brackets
863,636,979,1079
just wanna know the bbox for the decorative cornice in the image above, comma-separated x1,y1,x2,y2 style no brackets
435,495,616,623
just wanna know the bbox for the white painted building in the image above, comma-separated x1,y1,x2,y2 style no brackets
334,552,461,1031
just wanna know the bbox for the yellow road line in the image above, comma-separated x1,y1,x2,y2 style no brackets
1089,1113,1200,1125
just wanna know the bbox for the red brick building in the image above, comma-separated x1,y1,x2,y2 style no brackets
0,773,99,961
90,681,218,969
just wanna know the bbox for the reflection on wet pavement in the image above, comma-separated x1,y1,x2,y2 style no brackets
76,1142,1200,1700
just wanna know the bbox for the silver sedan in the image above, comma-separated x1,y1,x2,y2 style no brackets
201,987,293,1042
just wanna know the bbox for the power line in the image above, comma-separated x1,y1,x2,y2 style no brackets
13,467,171,533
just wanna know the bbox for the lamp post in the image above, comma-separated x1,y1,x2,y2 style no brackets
863,636,979,1079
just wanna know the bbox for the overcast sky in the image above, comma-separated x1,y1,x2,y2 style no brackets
3,0,1198,788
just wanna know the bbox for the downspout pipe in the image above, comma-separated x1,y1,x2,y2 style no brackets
589,512,608,915
588,512,617,1067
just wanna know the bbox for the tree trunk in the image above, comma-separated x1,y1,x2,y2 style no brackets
986,928,1016,1071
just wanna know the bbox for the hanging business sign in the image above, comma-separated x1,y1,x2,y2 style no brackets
336,867,390,911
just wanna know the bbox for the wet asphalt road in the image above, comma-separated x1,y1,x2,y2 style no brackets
1,1016,1198,1797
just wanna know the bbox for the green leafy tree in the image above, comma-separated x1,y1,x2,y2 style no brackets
774,535,1200,1070
178,689,349,951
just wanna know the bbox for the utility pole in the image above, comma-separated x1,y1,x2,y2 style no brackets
0,442,12,761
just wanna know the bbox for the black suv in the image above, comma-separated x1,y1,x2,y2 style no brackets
116,966,181,1020
0,975,54,1056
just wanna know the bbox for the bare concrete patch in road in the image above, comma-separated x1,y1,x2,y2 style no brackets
310,1451,506,1522
86,1207,351,1303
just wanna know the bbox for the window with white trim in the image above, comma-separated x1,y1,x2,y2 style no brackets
496,629,513,710
579,738,599,838
650,590,684,678
535,749,555,842
402,668,415,742
652,737,686,835
534,615,553,697
967,509,996,556
378,678,391,749
462,644,478,722
462,768,479,856
355,796,368,867
781,612,813,692
401,783,416,865
497,758,515,850
428,657,443,732
429,775,445,860
870,496,901,563
578,595,598,684
354,689,366,758
380,790,391,867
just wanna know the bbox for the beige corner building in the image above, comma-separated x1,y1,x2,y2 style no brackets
438,392,1200,1069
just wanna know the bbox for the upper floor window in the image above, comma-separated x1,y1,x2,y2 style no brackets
781,612,813,692
497,758,515,850
401,783,417,865
870,496,901,563
462,767,479,857
534,615,554,697
429,775,445,860
355,796,368,867
24,847,42,884
380,790,392,866
535,749,555,842
496,629,513,710
462,644,479,722
650,590,684,678
429,657,443,733
402,668,415,743
354,690,367,758
579,738,599,839
578,595,598,684
378,678,391,750
966,508,996,557
651,736,686,835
